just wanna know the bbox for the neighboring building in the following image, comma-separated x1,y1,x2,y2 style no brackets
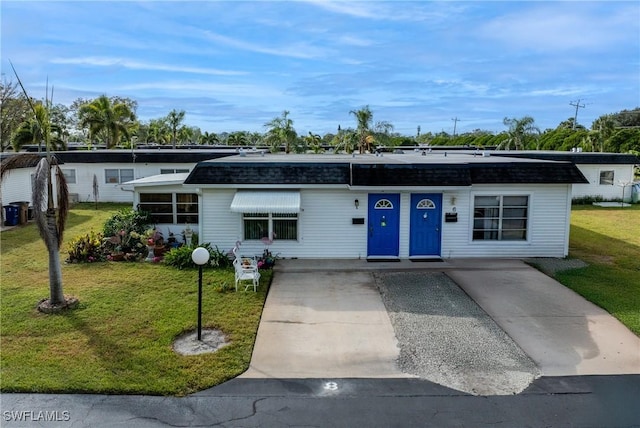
126,151,588,259
0,149,236,208
495,152,638,201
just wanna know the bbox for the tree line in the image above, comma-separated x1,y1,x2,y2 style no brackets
1,77,639,154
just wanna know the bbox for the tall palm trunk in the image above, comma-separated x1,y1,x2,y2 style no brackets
33,157,69,306
46,225,65,304
7,62,73,311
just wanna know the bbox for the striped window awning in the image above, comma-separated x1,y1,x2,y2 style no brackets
230,191,301,214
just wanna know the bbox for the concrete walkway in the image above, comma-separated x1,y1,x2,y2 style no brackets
244,258,640,379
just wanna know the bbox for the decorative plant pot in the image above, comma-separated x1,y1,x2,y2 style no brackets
111,253,125,262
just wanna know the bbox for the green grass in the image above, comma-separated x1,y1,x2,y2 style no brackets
2,202,638,395
0,203,271,396
555,204,640,335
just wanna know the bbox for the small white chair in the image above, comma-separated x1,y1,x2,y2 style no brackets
233,256,261,292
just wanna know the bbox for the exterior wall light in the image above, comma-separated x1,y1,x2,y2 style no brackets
354,199,359,209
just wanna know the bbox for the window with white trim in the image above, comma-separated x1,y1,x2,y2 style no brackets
416,199,436,209
105,168,134,184
61,169,76,184
243,213,298,241
599,170,614,185
374,199,394,209
139,193,199,224
160,168,190,174
473,195,528,241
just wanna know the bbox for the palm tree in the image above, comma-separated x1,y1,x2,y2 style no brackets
227,132,248,146
167,109,185,149
11,103,66,151
304,132,323,154
588,114,616,152
178,125,195,145
199,131,219,145
498,116,540,150
350,106,373,154
147,118,171,145
331,128,358,154
1,64,75,313
264,110,297,154
78,95,135,148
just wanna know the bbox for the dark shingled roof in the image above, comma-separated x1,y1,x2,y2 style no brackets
53,151,235,164
184,162,351,185
185,158,588,186
351,164,471,186
493,152,639,165
469,162,588,184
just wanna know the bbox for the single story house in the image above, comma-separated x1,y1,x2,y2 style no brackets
127,151,589,259
0,148,236,206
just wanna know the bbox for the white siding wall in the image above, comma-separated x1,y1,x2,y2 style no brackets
574,164,635,201
199,188,369,258
442,184,571,258
198,185,572,259
1,167,33,207
56,162,195,204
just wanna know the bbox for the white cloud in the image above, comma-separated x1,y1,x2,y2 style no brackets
200,30,332,60
50,57,248,76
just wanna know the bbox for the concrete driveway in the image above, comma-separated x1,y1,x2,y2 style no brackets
241,270,410,378
447,261,640,376
242,258,640,382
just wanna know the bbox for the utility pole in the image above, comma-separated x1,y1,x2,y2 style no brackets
569,100,586,130
451,117,460,137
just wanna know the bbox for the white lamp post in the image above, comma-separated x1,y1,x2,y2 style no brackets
191,247,210,341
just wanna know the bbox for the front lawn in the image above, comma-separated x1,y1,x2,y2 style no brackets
555,204,640,335
0,203,271,395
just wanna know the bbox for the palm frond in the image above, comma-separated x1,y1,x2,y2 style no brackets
32,158,56,249
53,162,69,248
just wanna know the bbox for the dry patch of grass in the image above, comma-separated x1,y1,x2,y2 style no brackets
1,203,271,395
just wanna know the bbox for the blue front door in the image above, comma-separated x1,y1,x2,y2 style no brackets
409,193,442,256
367,194,400,257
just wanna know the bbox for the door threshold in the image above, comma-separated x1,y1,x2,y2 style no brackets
366,256,401,262
409,256,444,262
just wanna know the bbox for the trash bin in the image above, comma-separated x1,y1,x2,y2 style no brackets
632,183,640,204
3,205,19,226
10,201,29,225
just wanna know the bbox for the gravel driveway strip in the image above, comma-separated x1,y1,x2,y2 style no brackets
375,271,540,396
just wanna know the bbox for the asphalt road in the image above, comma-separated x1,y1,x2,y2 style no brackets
2,376,639,427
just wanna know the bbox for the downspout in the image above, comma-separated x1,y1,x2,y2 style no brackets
563,184,572,257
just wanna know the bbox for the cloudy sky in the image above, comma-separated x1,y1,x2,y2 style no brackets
2,1,638,136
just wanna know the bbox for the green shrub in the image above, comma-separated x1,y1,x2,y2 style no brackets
103,208,151,237
572,195,605,205
66,231,106,263
102,208,151,253
163,243,232,270
209,245,232,268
